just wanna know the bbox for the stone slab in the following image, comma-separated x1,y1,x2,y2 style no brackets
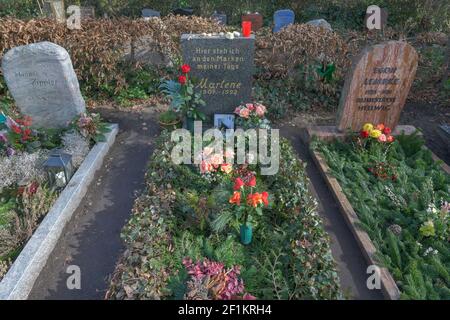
242,13,263,31
273,9,295,32
142,8,160,18
306,19,332,31
0,124,118,300
211,13,227,25
42,0,65,23
80,6,95,19
181,34,255,120
336,41,418,131
2,41,86,128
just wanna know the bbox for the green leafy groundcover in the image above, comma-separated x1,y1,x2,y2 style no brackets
107,132,341,300
312,133,450,300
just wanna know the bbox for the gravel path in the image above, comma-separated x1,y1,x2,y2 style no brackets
281,126,384,300
29,108,160,299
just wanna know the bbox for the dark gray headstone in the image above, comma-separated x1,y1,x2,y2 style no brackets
181,34,255,119
80,6,95,20
142,8,160,18
211,12,227,25
2,42,86,128
173,8,194,16
122,35,171,67
273,9,294,32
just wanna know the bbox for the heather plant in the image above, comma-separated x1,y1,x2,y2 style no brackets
182,258,255,300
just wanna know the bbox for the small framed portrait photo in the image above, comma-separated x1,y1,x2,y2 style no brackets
214,114,235,131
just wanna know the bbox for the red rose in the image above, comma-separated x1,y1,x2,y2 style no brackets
360,130,369,138
246,175,256,187
11,124,21,134
383,127,391,135
181,64,191,74
233,177,244,190
178,75,187,85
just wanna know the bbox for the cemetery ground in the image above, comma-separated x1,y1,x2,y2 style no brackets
21,100,448,300
0,14,449,301
24,105,383,300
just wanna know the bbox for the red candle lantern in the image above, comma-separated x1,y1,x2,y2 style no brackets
242,21,252,37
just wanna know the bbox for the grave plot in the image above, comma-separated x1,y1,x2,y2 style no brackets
106,132,342,300
106,33,342,300
0,7,447,301
0,42,117,298
303,41,450,300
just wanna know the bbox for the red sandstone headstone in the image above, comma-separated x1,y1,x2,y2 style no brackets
336,41,418,131
242,13,263,31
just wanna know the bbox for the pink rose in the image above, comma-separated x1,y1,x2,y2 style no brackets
378,134,387,142
209,153,223,165
220,163,233,174
255,106,265,117
200,160,213,173
239,108,250,118
234,106,241,115
246,103,255,111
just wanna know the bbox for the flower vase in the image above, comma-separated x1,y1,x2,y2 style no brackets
240,223,252,245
